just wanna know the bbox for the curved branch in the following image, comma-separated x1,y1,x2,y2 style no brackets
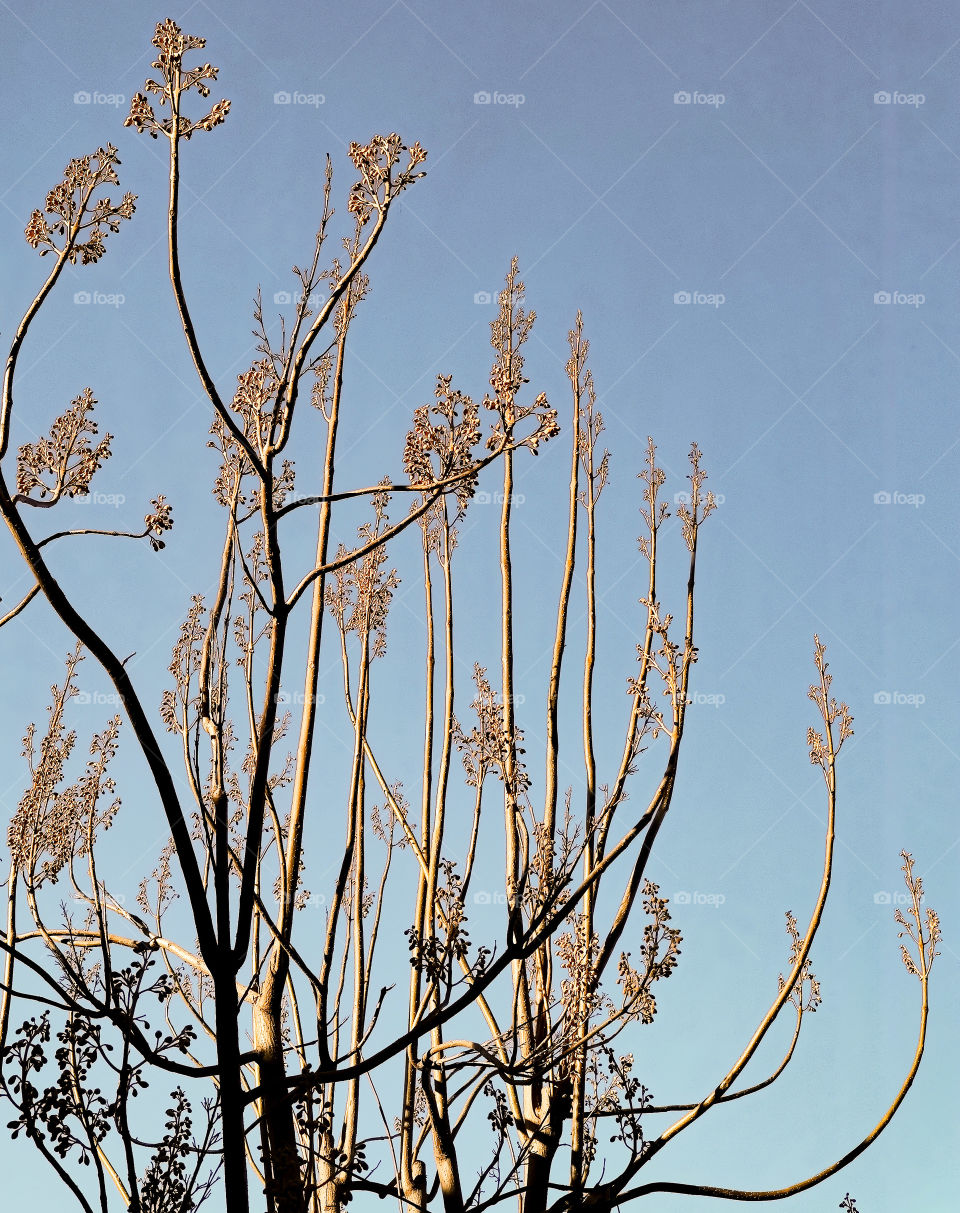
277,198,394,438
581,643,853,1208
166,123,266,481
611,989,929,1205
0,474,217,964
0,582,40,628
274,440,512,519
1,245,74,459
285,484,444,610
35,525,157,549
593,1008,805,1117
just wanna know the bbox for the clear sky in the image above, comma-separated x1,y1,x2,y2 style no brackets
0,1,956,1209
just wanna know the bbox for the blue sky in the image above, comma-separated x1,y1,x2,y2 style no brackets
0,1,957,1209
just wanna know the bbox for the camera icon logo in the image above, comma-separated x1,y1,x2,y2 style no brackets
274,91,291,104
474,91,491,104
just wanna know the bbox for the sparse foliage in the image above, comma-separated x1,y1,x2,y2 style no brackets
0,19,938,1213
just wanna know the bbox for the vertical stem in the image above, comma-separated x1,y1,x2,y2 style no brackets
426,512,464,1211
216,968,253,1213
543,316,584,845
342,633,372,1172
569,392,599,1197
400,518,435,1210
499,442,522,919
282,296,352,950
0,866,17,1053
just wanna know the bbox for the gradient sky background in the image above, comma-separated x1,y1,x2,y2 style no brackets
0,1,957,1209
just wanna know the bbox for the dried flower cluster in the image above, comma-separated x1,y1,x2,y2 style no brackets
24,145,136,264
347,133,427,226
15,388,112,507
124,19,230,141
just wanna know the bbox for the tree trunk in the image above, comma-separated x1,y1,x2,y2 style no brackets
215,969,252,1213
523,1080,568,1213
401,1160,427,1213
253,968,306,1213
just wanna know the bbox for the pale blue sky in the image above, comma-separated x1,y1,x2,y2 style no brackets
0,1,957,1209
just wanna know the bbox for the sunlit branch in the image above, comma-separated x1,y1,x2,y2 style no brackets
0,582,40,627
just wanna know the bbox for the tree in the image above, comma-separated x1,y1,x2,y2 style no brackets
0,18,940,1213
